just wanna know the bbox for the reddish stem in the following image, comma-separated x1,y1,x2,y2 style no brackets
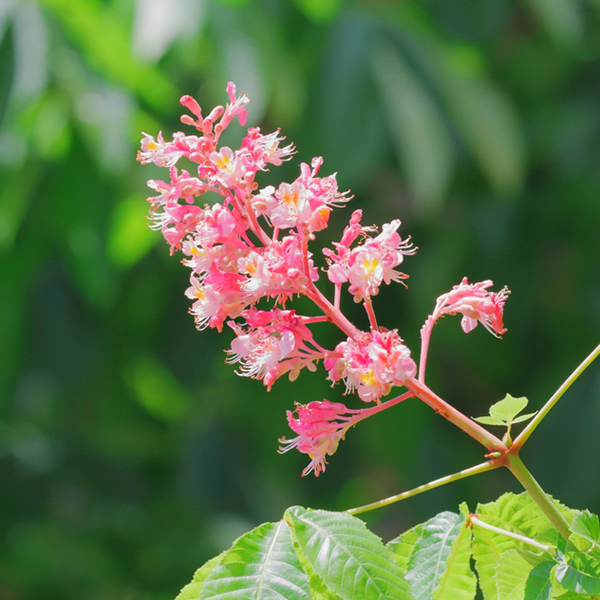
406,378,507,453
364,298,378,331
305,285,361,339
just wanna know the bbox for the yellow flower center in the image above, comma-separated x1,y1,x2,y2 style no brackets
360,369,376,386
363,258,379,277
283,190,299,209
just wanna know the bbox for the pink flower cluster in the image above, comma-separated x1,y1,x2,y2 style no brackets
325,329,416,403
323,210,415,302
138,83,511,476
430,277,510,337
227,308,320,389
278,400,359,477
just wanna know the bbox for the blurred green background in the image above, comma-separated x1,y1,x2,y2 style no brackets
2,0,600,598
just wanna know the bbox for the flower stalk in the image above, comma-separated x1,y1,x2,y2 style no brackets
347,459,500,515
406,378,507,453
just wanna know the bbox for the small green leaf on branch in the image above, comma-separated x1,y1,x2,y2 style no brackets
474,394,537,435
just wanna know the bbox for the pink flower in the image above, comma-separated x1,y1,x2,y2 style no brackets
269,181,312,229
185,277,223,330
324,214,415,301
240,128,295,169
227,309,320,388
325,330,416,402
430,278,510,337
138,132,183,167
218,82,250,132
278,400,359,476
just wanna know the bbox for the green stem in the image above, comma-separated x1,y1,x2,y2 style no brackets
346,459,500,516
512,342,600,451
469,515,555,554
504,453,571,540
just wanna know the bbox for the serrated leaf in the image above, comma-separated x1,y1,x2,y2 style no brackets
570,511,600,546
175,553,226,600
472,493,574,600
553,553,600,595
286,506,412,600
489,395,530,424
405,512,466,599
388,523,424,575
199,520,312,600
524,559,554,600
459,503,470,519
431,518,476,600
495,549,547,600
292,542,342,600
478,493,574,539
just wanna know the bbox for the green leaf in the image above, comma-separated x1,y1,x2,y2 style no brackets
431,517,477,600
473,416,508,427
459,503,470,519
553,553,600,595
495,549,548,600
489,395,530,424
570,511,600,546
286,506,412,600
510,413,539,425
199,520,312,600
292,540,343,600
474,395,537,430
388,523,424,575
175,553,226,600
404,512,470,600
472,493,574,600
524,559,554,600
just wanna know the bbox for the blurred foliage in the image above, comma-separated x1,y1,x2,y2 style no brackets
1,0,600,598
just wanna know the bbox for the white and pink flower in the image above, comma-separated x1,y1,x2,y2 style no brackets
428,278,510,338
325,329,416,403
278,400,359,477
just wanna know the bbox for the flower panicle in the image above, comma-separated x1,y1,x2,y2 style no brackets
138,83,511,476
